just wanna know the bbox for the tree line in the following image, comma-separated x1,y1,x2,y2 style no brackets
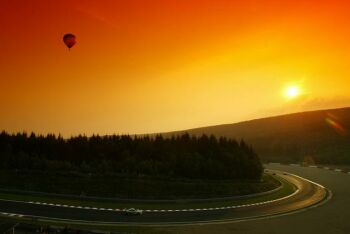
0,131,263,180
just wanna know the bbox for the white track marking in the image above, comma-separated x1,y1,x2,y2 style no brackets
3,168,336,214
0,188,300,213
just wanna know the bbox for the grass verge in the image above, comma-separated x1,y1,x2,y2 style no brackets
0,173,294,210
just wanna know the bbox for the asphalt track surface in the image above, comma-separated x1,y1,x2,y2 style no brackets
156,164,350,234
0,168,326,225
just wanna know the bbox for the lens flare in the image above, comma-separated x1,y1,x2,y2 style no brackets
325,113,347,135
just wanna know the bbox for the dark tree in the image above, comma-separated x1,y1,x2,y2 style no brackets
0,131,263,180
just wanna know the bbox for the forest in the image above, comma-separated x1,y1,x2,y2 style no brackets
0,131,262,180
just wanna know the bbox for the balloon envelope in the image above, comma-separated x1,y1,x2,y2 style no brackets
63,34,76,49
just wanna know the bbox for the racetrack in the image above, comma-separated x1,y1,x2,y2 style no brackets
151,164,350,234
0,169,327,226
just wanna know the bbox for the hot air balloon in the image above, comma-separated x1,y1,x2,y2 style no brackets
63,33,76,50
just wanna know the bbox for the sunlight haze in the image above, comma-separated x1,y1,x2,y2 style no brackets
1,0,350,136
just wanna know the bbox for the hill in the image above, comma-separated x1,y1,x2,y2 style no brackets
163,107,350,164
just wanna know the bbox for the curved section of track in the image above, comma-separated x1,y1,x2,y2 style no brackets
0,171,328,225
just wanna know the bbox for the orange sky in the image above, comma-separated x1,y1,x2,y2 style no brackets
1,0,350,136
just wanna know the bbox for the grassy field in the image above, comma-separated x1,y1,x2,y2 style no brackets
0,170,277,200
0,173,294,210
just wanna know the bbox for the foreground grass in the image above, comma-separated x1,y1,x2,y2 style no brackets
0,174,293,210
0,170,276,200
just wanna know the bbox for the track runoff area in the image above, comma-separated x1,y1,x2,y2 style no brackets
0,167,330,227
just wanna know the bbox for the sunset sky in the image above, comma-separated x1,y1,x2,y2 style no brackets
1,0,350,136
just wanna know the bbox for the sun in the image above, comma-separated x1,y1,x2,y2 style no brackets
285,85,301,99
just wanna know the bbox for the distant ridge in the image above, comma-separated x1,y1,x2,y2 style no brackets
163,107,350,164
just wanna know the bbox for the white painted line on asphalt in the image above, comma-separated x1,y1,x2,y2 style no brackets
284,172,325,189
0,168,324,215
15,196,269,213
0,212,23,219
309,165,317,168
334,169,342,172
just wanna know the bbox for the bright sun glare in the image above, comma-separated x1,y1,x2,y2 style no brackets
285,85,301,99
